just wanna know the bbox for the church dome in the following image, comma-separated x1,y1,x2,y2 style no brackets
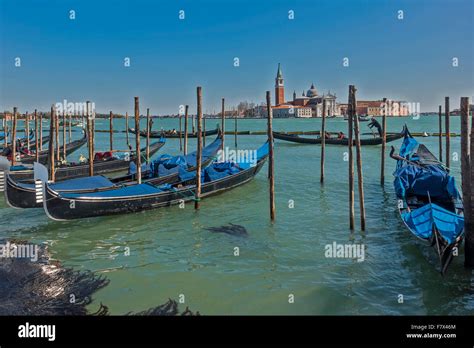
306,83,318,98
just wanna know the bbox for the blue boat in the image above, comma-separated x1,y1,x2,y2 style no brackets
390,128,464,274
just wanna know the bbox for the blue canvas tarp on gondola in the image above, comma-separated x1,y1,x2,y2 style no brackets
402,203,464,245
394,164,453,200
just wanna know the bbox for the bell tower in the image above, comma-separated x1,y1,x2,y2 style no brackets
275,63,285,106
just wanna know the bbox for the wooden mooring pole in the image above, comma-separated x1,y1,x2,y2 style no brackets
134,97,142,184
34,109,39,162
179,112,182,152
86,101,94,176
48,105,55,181
55,108,60,162
68,111,72,143
25,112,30,151
353,87,366,231
125,112,130,148
39,112,43,151
146,108,150,163
203,114,206,147
461,97,473,268
184,105,189,155
381,97,387,186
348,86,355,230
11,107,17,166
438,105,443,163
109,111,114,151
195,87,203,210
221,98,225,151
234,110,238,148
3,112,7,147
445,96,450,168
320,99,326,183
266,91,275,221
62,110,66,162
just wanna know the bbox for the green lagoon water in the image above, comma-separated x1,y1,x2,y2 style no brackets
1,115,473,315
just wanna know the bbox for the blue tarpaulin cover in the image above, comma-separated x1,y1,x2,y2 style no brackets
51,175,115,191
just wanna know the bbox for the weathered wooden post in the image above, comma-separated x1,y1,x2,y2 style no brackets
203,114,206,147
134,97,142,184
146,108,150,163
55,107,60,162
25,112,30,151
34,109,39,162
266,91,276,221
3,112,7,147
68,112,72,143
179,112,182,152
221,98,225,151
184,105,189,155
461,97,473,267
11,107,18,165
320,99,326,183
86,101,94,176
48,105,56,181
234,110,238,148
381,97,387,186
125,112,130,148
109,111,114,151
445,96,450,168
195,87,203,210
192,113,195,134
438,105,443,163
62,110,67,161
39,112,43,151
353,88,366,231
348,86,355,230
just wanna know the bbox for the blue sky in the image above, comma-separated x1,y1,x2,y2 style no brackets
0,0,473,114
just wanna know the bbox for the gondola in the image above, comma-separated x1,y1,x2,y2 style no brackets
5,137,165,182
2,138,165,207
16,130,87,164
390,128,464,275
39,140,267,220
273,126,407,145
0,130,35,148
4,135,221,209
1,134,51,152
128,127,219,139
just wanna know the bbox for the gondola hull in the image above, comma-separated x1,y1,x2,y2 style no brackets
129,128,219,139
43,158,266,220
273,128,406,145
4,140,165,208
19,132,87,164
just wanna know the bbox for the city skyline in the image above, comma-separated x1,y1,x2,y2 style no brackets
1,0,473,114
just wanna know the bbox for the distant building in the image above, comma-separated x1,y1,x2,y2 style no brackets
273,64,338,117
338,100,410,116
272,105,312,118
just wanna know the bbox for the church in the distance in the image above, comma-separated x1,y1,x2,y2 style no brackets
272,63,338,118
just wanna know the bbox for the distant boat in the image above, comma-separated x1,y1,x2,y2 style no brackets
343,115,370,122
273,126,407,146
129,127,219,139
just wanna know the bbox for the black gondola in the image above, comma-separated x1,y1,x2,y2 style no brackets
12,131,88,164
6,138,165,182
4,135,221,209
273,126,407,145
40,141,267,220
128,127,219,139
